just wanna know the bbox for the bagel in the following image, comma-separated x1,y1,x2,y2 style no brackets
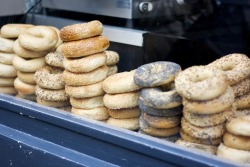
34,66,65,90
0,52,15,65
226,115,250,136
13,40,52,58
207,53,250,85
175,65,228,100
139,116,180,137
0,86,17,95
63,52,107,73
108,107,141,119
183,106,233,127
14,78,35,95
12,55,46,73
65,81,105,98
58,106,72,112
18,26,58,51
138,130,180,142
134,61,181,87
63,65,108,86
139,87,182,109
141,112,181,129
0,63,17,77
45,51,64,68
182,86,235,114
70,96,104,109
35,85,69,101
0,37,14,53
181,118,225,139
0,24,34,39
179,129,221,146
138,97,183,116
107,65,118,76
223,132,250,151
102,70,141,94
232,108,250,118
107,117,139,130
50,26,63,48
17,71,35,85
232,76,250,97
0,77,15,86
235,91,250,109
60,20,103,41
36,97,70,108
175,139,217,155
16,92,36,101
105,50,119,65
103,91,140,109
71,107,109,121
217,143,250,164
61,35,109,58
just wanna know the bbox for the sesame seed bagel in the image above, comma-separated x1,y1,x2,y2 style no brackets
102,70,141,94
183,106,234,127
207,53,250,85
134,61,181,87
138,97,183,116
179,129,221,146
12,55,45,73
0,86,17,95
182,86,235,114
35,85,69,101
14,77,35,95
181,118,225,139
0,37,14,53
232,76,250,97
0,77,15,86
61,35,109,58
217,143,250,164
45,51,64,68
60,20,103,41
72,107,109,121
235,91,250,109
223,132,250,151
36,97,70,108
139,87,182,109
18,26,58,52
34,65,65,90
63,65,108,86
107,107,141,119
0,24,34,39
107,117,139,131
141,112,181,129
226,115,250,137
63,52,107,73
65,81,105,98
70,96,104,109
232,108,250,118
0,63,17,77
17,71,35,85
175,139,217,155
0,52,15,65
139,116,180,137
175,65,228,100
103,91,140,109
105,50,119,65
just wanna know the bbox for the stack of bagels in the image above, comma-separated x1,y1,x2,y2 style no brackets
103,70,142,130
0,26,19,95
217,116,250,164
60,20,111,121
134,61,183,141
9,25,59,101
207,54,250,117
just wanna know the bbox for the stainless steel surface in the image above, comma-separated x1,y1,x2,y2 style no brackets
0,0,25,16
26,14,146,47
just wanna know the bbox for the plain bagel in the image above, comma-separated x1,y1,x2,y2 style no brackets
0,37,14,53
0,52,15,65
14,77,35,95
0,86,17,95
0,24,34,39
0,63,17,77
107,117,139,131
0,77,15,86
17,71,36,85
70,96,104,109
72,107,109,121
108,107,141,119
226,115,250,136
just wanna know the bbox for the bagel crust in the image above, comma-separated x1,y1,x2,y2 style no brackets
70,96,104,109
36,97,70,108
105,50,119,65
134,61,181,87
226,115,250,136
108,107,141,119
0,86,17,95
175,65,228,100
17,71,35,85
0,52,15,65
61,35,110,58
45,51,64,68
35,85,69,101
235,91,250,109
72,107,109,121
60,20,103,41
223,132,250,151
0,63,17,77
0,37,14,53
14,78,35,95
107,117,139,130
232,76,250,97
0,77,15,86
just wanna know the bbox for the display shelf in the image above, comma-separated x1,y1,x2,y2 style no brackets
0,93,243,166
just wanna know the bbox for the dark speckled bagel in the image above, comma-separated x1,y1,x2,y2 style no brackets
140,87,182,109
134,61,181,87
138,97,182,116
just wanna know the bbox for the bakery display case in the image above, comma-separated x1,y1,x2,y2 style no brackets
0,0,250,166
